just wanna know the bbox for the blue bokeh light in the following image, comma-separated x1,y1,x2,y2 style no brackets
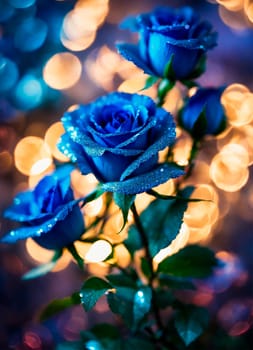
14,17,48,52
7,0,36,9
13,74,44,110
0,56,19,93
0,1,15,22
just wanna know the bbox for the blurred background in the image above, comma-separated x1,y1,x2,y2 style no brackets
0,0,253,349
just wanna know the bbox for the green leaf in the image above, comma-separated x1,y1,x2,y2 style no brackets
147,188,207,203
129,186,194,257
107,273,137,289
22,261,57,280
122,337,155,350
56,341,83,350
157,78,175,106
187,54,207,80
180,80,200,89
22,250,62,280
157,244,218,278
91,323,119,340
163,53,175,79
84,340,106,350
80,324,120,350
158,275,196,290
81,186,105,208
155,289,174,309
133,286,152,327
124,226,142,258
80,277,112,311
191,107,208,139
107,279,151,330
107,290,135,329
40,292,81,321
174,305,209,346
141,76,159,90
140,257,152,279
113,193,135,231
67,244,84,270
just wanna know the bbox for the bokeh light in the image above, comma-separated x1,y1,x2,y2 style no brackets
14,136,52,176
244,0,253,21
85,45,141,91
154,223,189,264
14,17,48,52
13,74,44,110
84,240,112,263
44,122,70,162
0,57,19,93
0,151,13,175
163,85,183,114
43,53,82,90
60,0,109,51
114,244,131,268
210,143,249,191
28,164,56,189
217,125,253,165
1,1,253,348
216,0,244,11
221,83,253,126
8,0,36,9
173,132,193,166
0,1,15,21
26,238,71,272
26,238,55,264
184,184,219,243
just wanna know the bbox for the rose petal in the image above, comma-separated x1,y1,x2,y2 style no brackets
3,191,48,223
101,163,184,194
120,108,176,180
1,198,84,243
117,43,156,76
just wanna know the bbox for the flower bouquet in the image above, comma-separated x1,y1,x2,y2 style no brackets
1,3,252,350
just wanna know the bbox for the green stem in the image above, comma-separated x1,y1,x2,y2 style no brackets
156,79,175,107
131,202,164,332
98,192,113,234
67,244,84,271
185,138,200,180
175,138,201,192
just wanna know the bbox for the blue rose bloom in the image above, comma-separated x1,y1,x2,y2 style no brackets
58,92,184,195
179,87,227,139
117,6,217,80
1,166,85,250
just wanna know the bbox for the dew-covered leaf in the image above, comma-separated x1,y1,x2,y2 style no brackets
129,186,194,256
22,250,62,280
56,341,83,350
107,288,136,329
40,293,80,321
80,277,112,311
175,305,209,346
133,286,152,327
157,244,218,278
113,193,135,231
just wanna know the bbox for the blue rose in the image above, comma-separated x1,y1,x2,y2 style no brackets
58,92,184,194
1,166,85,250
179,87,227,138
117,7,217,80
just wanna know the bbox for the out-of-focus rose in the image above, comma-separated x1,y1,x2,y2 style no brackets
58,92,183,194
179,87,227,139
1,166,85,250
117,6,217,80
